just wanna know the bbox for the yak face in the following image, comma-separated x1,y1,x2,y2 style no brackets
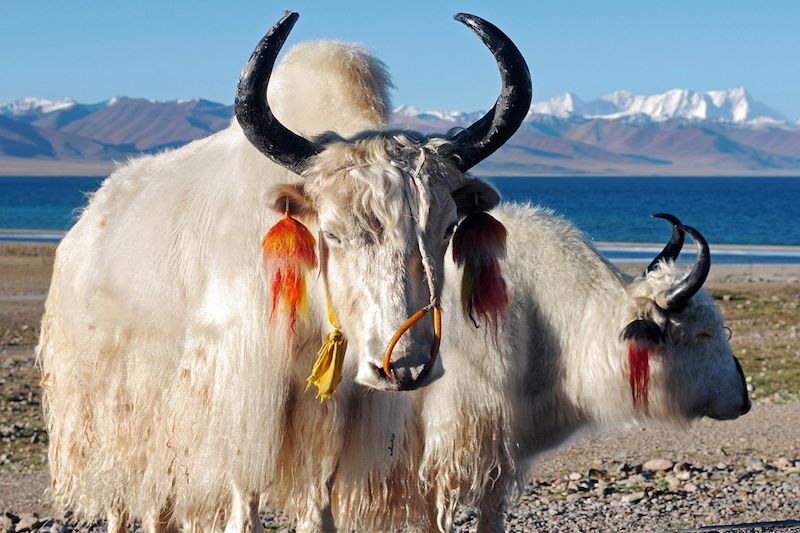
236,12,531,392
622,216,750,421
286,135,499,391
268,136,500,391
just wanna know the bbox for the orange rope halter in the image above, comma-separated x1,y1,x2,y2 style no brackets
381,149,444,384
382,304,442,381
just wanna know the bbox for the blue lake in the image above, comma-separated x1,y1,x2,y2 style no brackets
1,176,799,262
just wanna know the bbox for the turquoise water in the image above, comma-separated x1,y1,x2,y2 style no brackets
1,176,799,263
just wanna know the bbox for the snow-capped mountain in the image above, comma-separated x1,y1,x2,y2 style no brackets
393,105,485,124
394,88,792,127
531,88,787,125
2,92,799,176
0,97,78,116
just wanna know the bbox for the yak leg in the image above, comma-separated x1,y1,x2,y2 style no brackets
224,486,263,533
248,493,264,533
143,509,178,533
107,508,128,533
143,505,178,533
475,478,509,533
295,475,335,533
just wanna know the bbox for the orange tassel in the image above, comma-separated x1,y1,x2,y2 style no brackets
452,212,509,332
262,212,317,333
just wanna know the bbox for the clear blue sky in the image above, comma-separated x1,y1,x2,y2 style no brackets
2,1,798,118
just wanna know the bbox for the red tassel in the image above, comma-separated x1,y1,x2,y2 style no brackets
452,212,509,332
262,212,317,333
627,341,650,410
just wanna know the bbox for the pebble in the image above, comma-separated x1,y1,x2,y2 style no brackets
643,458,674,472
5,456,800,532
621,491,646,504
746,457,766,471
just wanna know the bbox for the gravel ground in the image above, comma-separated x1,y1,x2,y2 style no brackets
1,244,798,532
2,401,798,532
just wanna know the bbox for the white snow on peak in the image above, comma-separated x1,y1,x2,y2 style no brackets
530,92,618,118
392,104,473,122
0,97,76,115
531,88,787,125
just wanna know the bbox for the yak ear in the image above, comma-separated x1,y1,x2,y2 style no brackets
452,177,501,217
267,183,315,217
621,318,665,346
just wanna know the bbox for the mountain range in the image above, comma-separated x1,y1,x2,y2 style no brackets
2,88,800,176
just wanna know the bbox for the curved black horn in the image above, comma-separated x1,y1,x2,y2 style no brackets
235,12,321,174
645,213,686,274
656,224,711,312
446,14,533,172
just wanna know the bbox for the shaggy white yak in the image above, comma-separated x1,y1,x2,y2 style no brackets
37,11,532,533
328,209,751,532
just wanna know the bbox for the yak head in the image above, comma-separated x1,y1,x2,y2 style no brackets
235,12,530,392
621,214,750,421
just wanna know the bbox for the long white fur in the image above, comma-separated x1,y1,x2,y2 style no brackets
36,40,448,530
329,204,749,532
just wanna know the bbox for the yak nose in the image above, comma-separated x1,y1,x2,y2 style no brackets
733,355,751,416
739,396,752,415
391,364,426,391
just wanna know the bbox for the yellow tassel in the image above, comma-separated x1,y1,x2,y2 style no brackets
305,329,347,401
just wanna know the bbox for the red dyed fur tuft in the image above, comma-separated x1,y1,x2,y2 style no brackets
262,214,317,333
627,341,651,410
452,212,510,333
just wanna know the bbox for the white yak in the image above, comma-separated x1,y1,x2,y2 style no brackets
36,11,532,533
328,209,751,532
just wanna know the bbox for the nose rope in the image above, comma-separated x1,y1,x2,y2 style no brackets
383,149,443,382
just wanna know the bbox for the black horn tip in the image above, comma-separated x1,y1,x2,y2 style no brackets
446,13,532,173
658,222,711,312
453,12,483,29
652,213,681,225
644,213,685,275
235,11,322,175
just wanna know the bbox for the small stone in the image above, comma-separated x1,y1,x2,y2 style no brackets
715,462,729,470
568,471,581,481
672,461,691,473
15,513,40,532
621,491,646,504
667,476,682,490
643,458,674,472
745,457,765,471
675,470,691,481
683,482,698,493
774,457,791,470
587,467,607,480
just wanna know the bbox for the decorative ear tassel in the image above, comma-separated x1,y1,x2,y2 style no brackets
621,319,664,411
262,211,317,333
452,212,509,331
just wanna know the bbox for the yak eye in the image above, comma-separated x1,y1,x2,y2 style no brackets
444,222,457,241
323,231,341,245
698,332,714,340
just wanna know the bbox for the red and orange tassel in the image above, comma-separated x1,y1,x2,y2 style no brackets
262,210,317,334
452,212,510,331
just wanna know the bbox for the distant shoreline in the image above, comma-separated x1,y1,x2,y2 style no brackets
2,158,800,178
2,231,799,265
